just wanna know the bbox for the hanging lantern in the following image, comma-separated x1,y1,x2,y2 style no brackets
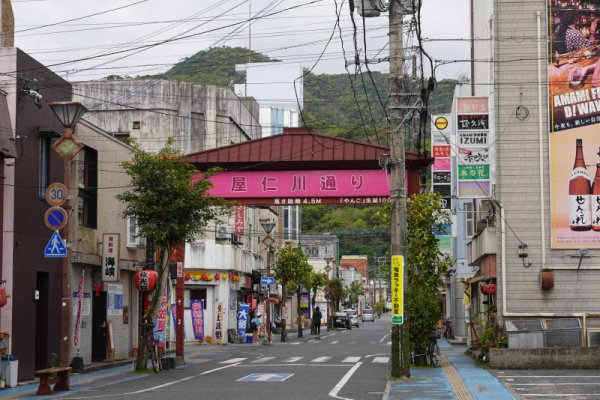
193,274,201,281
201,273,208,281
134,270,158,292
207,273,213,281
215,273,220,281
222,273,228,280
184,273,191,281
481,283,497,295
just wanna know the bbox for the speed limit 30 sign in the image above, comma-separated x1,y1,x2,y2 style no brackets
45,183,68,207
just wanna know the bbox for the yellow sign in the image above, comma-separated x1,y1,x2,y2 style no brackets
434,116,449,130
391,255,404,325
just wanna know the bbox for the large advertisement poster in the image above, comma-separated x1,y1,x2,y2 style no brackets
549,1,600,248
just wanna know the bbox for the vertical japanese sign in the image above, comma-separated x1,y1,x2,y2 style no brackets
548,1,600,249
102,233,119,282
432,114,454,255
455,98,491,198
391,255,404,325
190,299,205,340
238,303,250,338
74,272,84,346
234,206,245,235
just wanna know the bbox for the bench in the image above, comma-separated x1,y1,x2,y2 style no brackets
34,367,71,395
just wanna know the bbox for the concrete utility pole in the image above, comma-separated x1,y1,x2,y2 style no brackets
388,1,410,378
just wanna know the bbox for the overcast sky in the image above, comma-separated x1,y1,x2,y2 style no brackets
11,0,470,82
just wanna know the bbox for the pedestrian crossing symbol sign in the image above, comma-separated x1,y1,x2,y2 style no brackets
44,230,67,258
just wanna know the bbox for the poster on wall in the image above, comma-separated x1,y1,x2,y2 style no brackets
548,1,600,248
107,284,123,316
190,299,205,340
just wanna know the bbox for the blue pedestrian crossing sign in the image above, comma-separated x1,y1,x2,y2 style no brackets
44,230,67,258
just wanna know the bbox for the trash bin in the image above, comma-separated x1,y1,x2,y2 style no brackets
1,355,18,388
245,333,253,343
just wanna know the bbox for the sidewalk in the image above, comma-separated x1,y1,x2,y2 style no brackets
384,339,516,400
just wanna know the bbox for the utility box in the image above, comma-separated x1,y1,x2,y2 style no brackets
1,355,18,388
506,320,544,349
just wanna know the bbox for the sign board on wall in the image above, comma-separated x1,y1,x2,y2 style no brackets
391,255,404,325
107,284,123,316
431,114,454,254
102,233,120,282
548,1,600,249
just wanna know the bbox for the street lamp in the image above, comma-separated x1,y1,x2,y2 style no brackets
260,219,276,344
48,101,87,369
324,256,333,331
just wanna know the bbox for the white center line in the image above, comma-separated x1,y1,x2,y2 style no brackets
312,356,332,363
329,362,363,400
342,357,361,363
220,358,247,364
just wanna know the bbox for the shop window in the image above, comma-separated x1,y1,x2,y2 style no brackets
184,288,207,309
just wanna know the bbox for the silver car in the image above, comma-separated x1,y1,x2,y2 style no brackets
362,310,374,322
343,309,360,328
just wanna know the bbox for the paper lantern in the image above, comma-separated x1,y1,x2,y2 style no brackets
184,273,191,281
215,274,220,281
134,270,158,292
201,273,208,281
481,283,497,295
207,273,213,281
193,274,201,281
222,273,228,280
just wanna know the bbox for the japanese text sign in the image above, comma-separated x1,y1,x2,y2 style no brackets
102,233,120,282
190,300,204,341
391,255,404,325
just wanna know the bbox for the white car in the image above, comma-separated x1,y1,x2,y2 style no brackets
362,310,374,322
343,309,360,328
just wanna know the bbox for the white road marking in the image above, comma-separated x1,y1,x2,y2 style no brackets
342,357,361,363
220,358,247,364
252,357,275,363
386,341,392,345
331,340,339,344
372,357,389,363
283,357,303,363
308,339,317,343
290,342,302,345
329,362,363,400
379,333,390,343
322,334,335,339
312,356,332,363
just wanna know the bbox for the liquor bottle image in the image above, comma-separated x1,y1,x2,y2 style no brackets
593,163,600,231
570,139,592,231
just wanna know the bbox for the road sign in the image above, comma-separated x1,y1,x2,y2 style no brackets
391,255,404,325
44,230,67,258
44,206,68,231
45,183,68,207
260,276,275,286
237,373,293,382
434,116,449,130
262,236,275,247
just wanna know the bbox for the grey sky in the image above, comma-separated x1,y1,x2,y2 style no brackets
11,0,469,82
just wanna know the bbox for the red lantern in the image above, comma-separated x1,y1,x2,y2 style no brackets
184,273,191,281
481,283,497,295
215,274,220,281
135,270,158,292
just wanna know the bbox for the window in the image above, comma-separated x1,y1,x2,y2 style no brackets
78,147,98,228
184,288,207,309
127,217,146,247
304,246,319,258
39,136,51,198
132,121,141,129
465,202,474,238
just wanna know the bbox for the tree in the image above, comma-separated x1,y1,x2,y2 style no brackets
117,140,225,370
405,192,453,357
326,277,344,313
272,246,311,342
346,282,365,309
307,271,327,334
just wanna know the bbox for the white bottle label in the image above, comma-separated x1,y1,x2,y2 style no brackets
592,194,600,228
571,167,590,180
570,194,592,228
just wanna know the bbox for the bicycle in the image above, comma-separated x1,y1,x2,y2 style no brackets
443,318,453,339
410,332,440,367
134,323,162,373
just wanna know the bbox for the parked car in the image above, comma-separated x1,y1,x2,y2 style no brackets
343,309,360,328
333,311,351,329
362,309,374,322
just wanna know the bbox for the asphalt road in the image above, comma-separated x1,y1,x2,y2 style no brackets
54,317,392,400
493,369,600,400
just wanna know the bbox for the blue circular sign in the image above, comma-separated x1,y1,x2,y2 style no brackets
44,207,68,230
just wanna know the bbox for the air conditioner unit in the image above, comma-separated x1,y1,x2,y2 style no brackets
587,330,600,347
215,226,230,240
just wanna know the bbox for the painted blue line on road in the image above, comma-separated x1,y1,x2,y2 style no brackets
446,354,516,400
387,367,454,400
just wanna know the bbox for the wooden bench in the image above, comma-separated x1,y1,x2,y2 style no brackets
34,367,71,395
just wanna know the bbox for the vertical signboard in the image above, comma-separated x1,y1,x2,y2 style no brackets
432,114,453,254
234,206,245,235
102,233,120,282
238,303,250,338
391,255,404,325
455,98,491,198
548,1,600,248
190,299,205,340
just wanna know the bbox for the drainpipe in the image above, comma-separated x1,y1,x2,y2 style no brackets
537,10,547,269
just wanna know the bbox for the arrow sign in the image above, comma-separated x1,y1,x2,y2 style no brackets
44,230,67,258
237,373,293,382
260,276,275,286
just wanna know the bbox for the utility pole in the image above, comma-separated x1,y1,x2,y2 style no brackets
388,1,410,378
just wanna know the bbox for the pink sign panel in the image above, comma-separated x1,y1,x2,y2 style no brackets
456,97,489,114
433,158,451,171
234,206,244,234
200,170,391,198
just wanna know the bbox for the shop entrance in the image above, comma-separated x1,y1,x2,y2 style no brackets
92,291,107,361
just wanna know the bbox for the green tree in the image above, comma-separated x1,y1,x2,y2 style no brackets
405,192,453,356
326,277,344,313
346,282,365,309
272,246,311,342
307,271,327,334
117,140,225,370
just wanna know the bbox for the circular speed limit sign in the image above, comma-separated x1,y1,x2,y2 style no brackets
45,183,68,207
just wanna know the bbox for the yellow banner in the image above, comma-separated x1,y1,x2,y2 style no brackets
391,255,404,325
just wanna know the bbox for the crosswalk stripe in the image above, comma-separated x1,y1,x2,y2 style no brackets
290,342,301,345
331,340,339,344
372,357,389,363
342,357,361,363
252,357,275,363
283,357,303,363
386,341,392,345
311,356,331,363
220,358,246,364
